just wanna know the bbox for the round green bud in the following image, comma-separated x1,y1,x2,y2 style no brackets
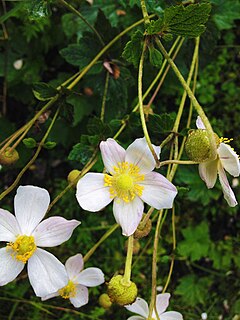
99,293,112,309
185,129,219,162
107,275,138,306
125,239,141,255
134,214,152,239
0,147,19,165
67,169,81,186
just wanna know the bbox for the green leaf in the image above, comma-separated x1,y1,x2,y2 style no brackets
162,3,212,38
23,138,37,149
43,141,57,149
148,45,163,68
122,30,144,68
146,19,164,35
211,0,240,30
28,0,51,20
32,82,57,101
148,113,175,134
66,95,94,127
68,135,98,165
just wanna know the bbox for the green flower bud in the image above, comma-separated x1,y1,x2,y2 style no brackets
107,275,138,306
99,293,112,309
67,169,81,186
0,147,19,165
134,214,152,239
185,129,220,162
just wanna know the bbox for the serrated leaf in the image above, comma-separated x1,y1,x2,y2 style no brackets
148,45,163,68
122,30,144,68
23,138,37,149
146,19,163,35
32,82,57,101
28,0,51,20
43,141,56,149
162,3,212,38
148,113,175,134
68,136,96,165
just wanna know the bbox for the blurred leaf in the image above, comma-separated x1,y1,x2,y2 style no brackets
211,0,240,30
23,138,37,148
122,30,144,67
43,141,57,149
66,94,94,126
32,82,57,101
28,0,51,20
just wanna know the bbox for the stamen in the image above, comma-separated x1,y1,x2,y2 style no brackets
7,235,36,263
58,280,77,299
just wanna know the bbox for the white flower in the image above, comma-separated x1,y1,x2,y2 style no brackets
42,253,104,308
125,293,183,320
196,116,240,207
0,185,80,297
76,137,177,236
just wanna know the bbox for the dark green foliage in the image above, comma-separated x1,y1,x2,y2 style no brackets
122,30,144,67
32,82,58,101
148,45,163,68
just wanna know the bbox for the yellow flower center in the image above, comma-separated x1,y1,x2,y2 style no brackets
58,280,77,299
7,235,36,263
104,162,145,202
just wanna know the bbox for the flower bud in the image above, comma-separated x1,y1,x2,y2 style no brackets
67,170,81,186
134,214,152,239
185,129,219,162
0,147,19,165
125,239,141,255
99,293,112,309
107,275,138,306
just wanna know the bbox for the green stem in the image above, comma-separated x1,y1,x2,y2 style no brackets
160,159,198,167
140,0,150,24
100,71,110,121
155,38,217,160
122,235,134,286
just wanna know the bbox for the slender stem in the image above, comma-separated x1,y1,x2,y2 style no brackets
155,38,217,160
141,206,154,227
100,71,110,121
138,39,159,166
122,235,134,286
83,224,119,263
160,159,198,167
140,0,150,24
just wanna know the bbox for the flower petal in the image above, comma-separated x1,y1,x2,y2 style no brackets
0,209,20,242
14,186,50,235
41,291,59,301
75,267,104,287
113,197,144,236
218,163,238,207
65,254,84,280
69,284,89,308
161,311,183,320
156,293,170,315
0,247,24,286
218,143,240,177
76,173,112,212
28,248,68,297
127,317,145,320
125,297,149,318
125,137,161,174
199,159,218,188
33,217,80,247
196,116,205,129
139,172,177,209
100,138,126,173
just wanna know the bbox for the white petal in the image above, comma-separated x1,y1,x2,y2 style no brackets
41,291,59,301
127,317,145,320
75,267,104,287
65,254,84,280
199,159,218,188
0,247,24,286
218,163,238,207
76,173,112,212
161,311,183,320
0,209,20,242
196,116,205,129
113,197,144,236
139,172,177,209
33,217,80,247
125,297,149,317
28,248,68,297
100,138,126,173
69,284,89,308
125,137,161,174
218,143,240,177
156,293,170,315
14,186,50,235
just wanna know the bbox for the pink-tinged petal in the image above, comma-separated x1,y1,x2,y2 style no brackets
113,197,144,236
156,293,170,315
199,159,218,188
218,163,238,207
127,317,145,320
33,217,80,247
28,248,68,297
41,291,59,301
125,137,161,174
100,138,126,173
161,311,183,320
0,209,20,242
75,267,104,287
76,173,112,212
218,143,240,177
125,297,149,317
0,247,24,286
69,284,88,308
14,186,50,235
196,116,205,129
65,254,84,280
139,172,177,209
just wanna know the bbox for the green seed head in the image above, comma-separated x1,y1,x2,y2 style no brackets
98,293,112,309
67,169,81,186
0,147,19,165
134,214,152,239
